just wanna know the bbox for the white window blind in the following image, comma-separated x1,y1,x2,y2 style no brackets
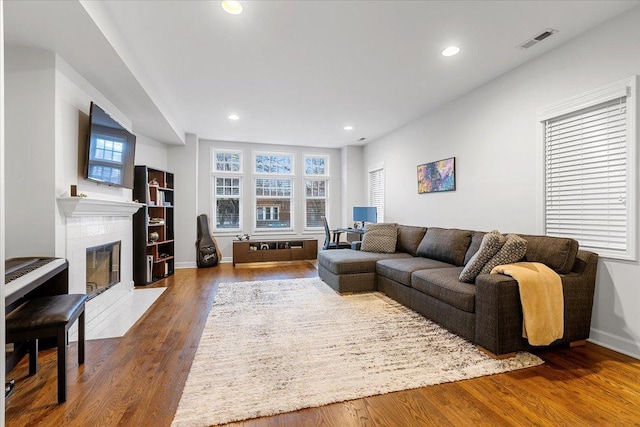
544,96,629,255
369,167,384,223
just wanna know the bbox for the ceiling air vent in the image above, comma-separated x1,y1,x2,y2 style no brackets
517,28,558,50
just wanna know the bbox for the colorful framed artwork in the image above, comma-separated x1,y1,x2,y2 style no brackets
417,157,456,194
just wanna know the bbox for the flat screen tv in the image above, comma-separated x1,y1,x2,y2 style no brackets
85,102,136,189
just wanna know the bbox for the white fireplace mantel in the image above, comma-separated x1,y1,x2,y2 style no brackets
57,197,143,217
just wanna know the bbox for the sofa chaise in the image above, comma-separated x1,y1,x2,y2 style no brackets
317,225,598,358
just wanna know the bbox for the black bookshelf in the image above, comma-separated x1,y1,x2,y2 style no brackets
133,166,175,285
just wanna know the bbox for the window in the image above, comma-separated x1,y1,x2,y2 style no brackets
255,178,293,229
88,135,125,185
254,152,293,174
538,77,636,260
369,163,385,223
304,154,329,228
213,177,242,230
305,180,327,229
212,149,243,231
304,155,328,176
213,149,242,173
257,206,279,221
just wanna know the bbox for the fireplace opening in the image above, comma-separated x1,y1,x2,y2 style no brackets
86,241,121,300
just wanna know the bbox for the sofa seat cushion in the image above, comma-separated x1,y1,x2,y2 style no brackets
411,267,476,313
318,249,411,275
376,257,454,287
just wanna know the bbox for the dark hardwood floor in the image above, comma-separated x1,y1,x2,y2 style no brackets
5,262,640,426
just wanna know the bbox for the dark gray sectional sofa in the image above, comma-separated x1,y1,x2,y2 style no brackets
317,225,599,357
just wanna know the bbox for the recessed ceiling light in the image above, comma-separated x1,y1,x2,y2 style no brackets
442,46,460,57
344,126,354,131
221,1,243,15
228,114,240,120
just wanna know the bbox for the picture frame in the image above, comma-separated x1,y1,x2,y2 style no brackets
417,157,456,194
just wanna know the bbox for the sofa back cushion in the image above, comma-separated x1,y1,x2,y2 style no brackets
463,231,487,265
396,225,427,256
416,227,473,266
518,234,579,274
361,223,398,253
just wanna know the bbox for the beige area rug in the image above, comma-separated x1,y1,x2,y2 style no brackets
172,278,542,426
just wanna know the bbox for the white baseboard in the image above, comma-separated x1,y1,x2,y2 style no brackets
175,259,232,269
589,327,640,360
175,261,197,269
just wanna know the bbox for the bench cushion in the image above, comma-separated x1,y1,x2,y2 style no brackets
6,294,87,331
318,249,411,275
411,268,476,313
377,257,454,286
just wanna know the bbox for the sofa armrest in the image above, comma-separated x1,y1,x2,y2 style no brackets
475,250,599,355
474,273,526,355
351,241,362,250
561,250,598,342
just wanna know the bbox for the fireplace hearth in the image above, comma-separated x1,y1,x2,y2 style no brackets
86,241,121,299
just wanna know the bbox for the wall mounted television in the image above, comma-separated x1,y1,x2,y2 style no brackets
85,102,136,189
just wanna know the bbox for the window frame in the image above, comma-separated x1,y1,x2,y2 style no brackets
537,76,637,261
304,178,328,230
303,154,329,177
212,148,243,174
303,153,330,230
253,150,294,175
211,175,243,233
211,148,244,233
253,177,295,232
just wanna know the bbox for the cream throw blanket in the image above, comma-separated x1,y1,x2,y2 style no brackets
491,262,564,346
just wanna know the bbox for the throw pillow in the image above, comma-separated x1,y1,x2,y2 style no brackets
480,233,528,275
361,223,398,253
459,231,505,283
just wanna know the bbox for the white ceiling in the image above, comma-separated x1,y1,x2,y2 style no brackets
4,0,639,148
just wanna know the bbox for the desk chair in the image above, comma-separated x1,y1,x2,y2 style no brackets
322,217,351,250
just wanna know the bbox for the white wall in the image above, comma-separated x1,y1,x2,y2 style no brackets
5,47,56,258
340,145,365,227
135,133,168,171
168,133,199,268
364,7,640,359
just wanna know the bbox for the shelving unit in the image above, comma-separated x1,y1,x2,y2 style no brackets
232,239,317,266
133,166,175,285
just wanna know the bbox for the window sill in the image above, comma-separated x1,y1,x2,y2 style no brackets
252,230,297,236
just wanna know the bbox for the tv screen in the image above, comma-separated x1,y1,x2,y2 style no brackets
85,102,136,189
